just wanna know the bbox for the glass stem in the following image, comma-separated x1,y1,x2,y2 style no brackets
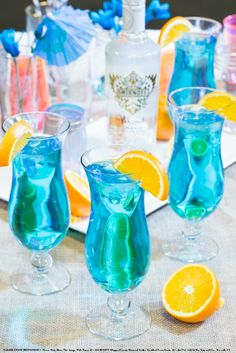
31,252,53,279
107,293,131,320
182,220,202,243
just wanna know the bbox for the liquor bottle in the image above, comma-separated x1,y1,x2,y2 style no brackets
105,0,160,148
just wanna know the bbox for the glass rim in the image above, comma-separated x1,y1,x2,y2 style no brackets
47,103,85,125
2,111,70,141
185,16,222,35
81,146,136,180
167,86,227,115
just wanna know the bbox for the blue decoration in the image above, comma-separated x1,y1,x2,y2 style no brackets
146,0,170,23
34,6,94,66
90,0,170,32
103,0,122,17
0,29,20,57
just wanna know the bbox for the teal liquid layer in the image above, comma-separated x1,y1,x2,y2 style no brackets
85,161,150,293
9,137,70,251
169,110,224,220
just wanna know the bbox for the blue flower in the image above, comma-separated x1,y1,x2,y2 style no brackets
0,29,20,57
104,0,122,18
146,0,171,23
90,0,171,31
90,9,117,31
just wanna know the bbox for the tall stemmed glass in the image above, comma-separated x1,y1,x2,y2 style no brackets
82,146,151,340
3,112,71,295
169,17,222,93
163,87,224,263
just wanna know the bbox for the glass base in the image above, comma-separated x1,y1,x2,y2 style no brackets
162,236,219,263
86,304,151,340
10,264,71,296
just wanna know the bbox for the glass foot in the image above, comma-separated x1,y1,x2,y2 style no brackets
162,237,219,263
10,264,71,296
86,304,151,340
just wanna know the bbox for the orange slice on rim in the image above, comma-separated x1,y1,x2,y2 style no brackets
113,150,169,200
158,16,192,47
198,91,236,122
0,120,33,167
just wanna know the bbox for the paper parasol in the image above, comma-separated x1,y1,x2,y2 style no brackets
33,6,94,67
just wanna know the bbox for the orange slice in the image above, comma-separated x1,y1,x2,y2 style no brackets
162,264,223,323
198,91,236,122
158,16,192,47
113,150,169,200
0,120,33,167
64,170,91,218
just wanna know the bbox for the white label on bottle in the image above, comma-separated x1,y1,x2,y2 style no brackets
109,71,157,115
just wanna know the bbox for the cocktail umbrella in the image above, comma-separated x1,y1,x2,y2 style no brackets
33,6,94,67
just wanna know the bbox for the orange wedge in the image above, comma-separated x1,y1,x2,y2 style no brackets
158,16,192,47
198,91,236,122
113,150,169,200
0,120,33,167
162,264,224,323
64,170,91,218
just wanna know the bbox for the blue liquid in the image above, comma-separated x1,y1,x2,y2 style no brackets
9,137,70,251
168,108,224,220
85,161,150,293
169,35,217,93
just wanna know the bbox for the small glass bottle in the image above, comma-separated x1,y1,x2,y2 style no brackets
105,0,160,148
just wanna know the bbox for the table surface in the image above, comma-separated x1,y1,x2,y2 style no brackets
0,164,236,352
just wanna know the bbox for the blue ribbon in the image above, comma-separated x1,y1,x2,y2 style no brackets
0,29,20,57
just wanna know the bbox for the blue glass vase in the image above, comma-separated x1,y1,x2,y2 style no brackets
169,17,222,93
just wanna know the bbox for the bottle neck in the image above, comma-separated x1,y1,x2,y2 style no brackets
122,0,146,36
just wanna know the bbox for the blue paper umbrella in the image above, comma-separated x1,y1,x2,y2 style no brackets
33,6,94,67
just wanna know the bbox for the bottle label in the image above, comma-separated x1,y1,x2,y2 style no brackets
109,71,157,115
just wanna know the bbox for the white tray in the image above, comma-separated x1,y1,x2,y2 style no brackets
0,117,236,234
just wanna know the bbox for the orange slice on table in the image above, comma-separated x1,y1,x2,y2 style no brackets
198,91,236,122
162,264,224,323
158,16,192,47
113,150,169,200
64,170,91,218
0,120,33,167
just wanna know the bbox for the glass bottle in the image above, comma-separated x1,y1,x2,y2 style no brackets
105,0,160,148
169,17,222,94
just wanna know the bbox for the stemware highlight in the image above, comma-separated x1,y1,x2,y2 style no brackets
163,87,224,263
82,146,151,340
3,112,71,295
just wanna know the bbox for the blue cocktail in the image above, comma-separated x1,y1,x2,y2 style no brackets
163,87,224,262
169,17,222,93
82,147,151,340
3,112,71,295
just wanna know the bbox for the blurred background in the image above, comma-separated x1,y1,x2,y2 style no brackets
0,0,235,31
